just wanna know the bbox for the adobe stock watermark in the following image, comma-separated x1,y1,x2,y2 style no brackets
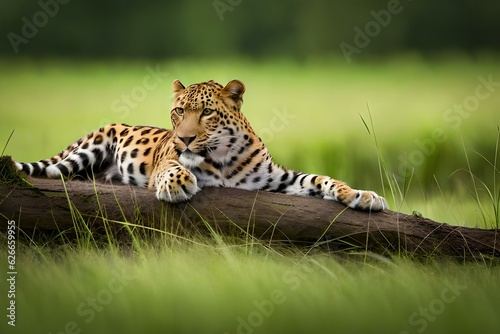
7,0,72,54
339,0,405,63
48,268,135,334
396,74,499,181
6,220,17,327
399,279,467,334
110,65,169,120
81,64,168,137
258,107,296,144
213,0,243,21
224,261,314,334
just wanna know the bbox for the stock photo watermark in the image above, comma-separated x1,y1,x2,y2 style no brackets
7,0,72,54
399,279,467,334
258,107,296,144
6,219,17,327
396,74,499,180
339,0,406,63
224,261,314,334
81,64,169,137
110,65,169,119
48,268,135,334
213,0,243,21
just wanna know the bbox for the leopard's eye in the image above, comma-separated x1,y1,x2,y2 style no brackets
173,107,184,116
202,108,214,116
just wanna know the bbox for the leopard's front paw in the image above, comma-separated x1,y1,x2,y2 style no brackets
155,166,200,203
350,190,388,211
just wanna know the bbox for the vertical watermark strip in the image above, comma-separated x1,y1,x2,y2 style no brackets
6,219,17,327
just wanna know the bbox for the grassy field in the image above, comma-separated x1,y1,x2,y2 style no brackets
2,236,500,334
1,57,500,333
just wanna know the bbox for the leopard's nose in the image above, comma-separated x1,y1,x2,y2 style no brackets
178,135,196,146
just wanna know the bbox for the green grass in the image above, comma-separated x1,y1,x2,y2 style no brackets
1,57,500,334
2,236,500,334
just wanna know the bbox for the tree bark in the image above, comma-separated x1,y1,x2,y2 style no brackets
1,176,499,260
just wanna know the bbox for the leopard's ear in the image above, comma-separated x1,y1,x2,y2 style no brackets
222,80,245,103
172,80,185,94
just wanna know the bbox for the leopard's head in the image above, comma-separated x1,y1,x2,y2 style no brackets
170,79,248,165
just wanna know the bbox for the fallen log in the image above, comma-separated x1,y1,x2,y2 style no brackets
0,157,498,260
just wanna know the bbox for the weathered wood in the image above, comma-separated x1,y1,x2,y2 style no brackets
0,176,499,259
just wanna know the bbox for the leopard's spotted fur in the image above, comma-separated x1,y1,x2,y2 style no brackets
15,80,388,211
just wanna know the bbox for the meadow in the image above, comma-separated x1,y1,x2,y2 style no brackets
1,57,500,333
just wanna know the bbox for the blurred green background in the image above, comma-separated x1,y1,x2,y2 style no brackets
1,0,499,58
1,0,499,226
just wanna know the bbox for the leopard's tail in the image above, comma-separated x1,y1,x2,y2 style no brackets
15,125,121,179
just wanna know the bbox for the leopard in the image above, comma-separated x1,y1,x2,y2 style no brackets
14,79,388,211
